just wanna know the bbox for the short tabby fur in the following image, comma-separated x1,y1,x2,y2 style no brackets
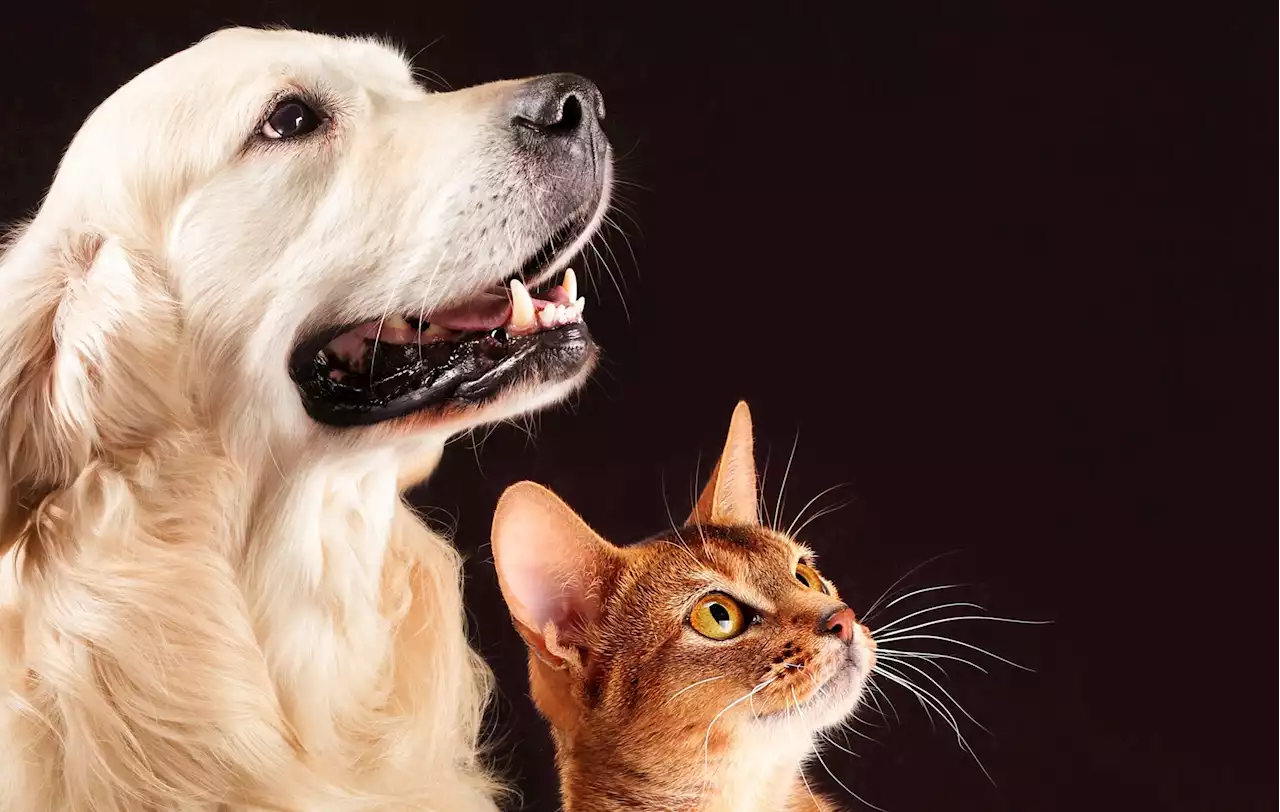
492,402,875,812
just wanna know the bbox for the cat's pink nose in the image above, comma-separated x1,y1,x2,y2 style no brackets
822,606,857,644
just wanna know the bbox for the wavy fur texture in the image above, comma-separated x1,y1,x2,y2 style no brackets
0,26,603,811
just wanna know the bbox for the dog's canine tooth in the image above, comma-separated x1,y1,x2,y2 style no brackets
510,279,537,331
385,314,412,330
560,268,577,302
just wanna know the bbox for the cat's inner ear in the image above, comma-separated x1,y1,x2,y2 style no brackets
688,400,760,527
491,481,619,670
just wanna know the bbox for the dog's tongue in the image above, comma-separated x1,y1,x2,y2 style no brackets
428,291,511,331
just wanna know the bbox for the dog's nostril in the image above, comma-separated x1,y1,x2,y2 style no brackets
552,93,583,132
508,74,603,142
514,91,584,133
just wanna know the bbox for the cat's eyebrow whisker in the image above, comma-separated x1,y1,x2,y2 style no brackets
788,500,851,541
783,483,844,538
669,675,726,701
871,601,987,636
654,537,705,572
873,634,1037,672
861,552,963,622
773,430,801,533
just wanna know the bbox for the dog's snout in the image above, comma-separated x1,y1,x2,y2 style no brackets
509,73,605,146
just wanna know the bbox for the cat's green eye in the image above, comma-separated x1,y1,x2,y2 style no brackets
690,593,747,640
794,562,828,594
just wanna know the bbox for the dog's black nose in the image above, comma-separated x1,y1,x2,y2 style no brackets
509,73,605,146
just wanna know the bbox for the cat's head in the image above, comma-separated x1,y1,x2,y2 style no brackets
491,402,875,763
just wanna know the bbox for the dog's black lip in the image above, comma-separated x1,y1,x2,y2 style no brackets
292,322,595,428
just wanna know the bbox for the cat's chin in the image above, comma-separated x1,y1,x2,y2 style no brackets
761,656,870,733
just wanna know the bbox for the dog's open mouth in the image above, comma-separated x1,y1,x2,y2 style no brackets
289,266,595,428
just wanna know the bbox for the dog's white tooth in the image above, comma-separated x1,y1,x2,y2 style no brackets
385,314,411,330
574,296,586,313
538,305,556,328
560,268,578,302
509,279,536,330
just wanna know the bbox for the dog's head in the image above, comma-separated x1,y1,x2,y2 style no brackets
0,27,611,536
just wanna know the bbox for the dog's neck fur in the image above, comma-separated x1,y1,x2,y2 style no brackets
240,445,419,751
1,427,498,810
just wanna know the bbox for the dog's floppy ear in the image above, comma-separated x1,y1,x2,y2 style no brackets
0,225,180,555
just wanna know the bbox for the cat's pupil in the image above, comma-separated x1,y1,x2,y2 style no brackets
710,602,731,629
796,572,810,587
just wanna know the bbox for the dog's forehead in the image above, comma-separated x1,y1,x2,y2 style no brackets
186,27,417,97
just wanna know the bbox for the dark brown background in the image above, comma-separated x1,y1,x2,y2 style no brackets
1,2,1271,811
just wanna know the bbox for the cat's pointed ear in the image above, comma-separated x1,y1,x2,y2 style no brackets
492,481,620,671
688,401,759,527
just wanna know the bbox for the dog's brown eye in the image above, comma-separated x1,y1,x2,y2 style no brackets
690,594,747,640
262,98,322,140
795,562,828,594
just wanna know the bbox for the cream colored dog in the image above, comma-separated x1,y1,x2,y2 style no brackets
0,26,610,811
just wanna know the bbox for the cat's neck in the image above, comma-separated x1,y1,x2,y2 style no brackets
558,726,829,812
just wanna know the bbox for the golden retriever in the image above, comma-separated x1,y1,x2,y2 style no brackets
0,26,610,811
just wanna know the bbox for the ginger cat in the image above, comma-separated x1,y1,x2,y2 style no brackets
491,402,876,812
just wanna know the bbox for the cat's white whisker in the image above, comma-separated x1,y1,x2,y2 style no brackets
702,676,778,776
879,583,969,613
862,552,963,622
873,664,996,786
877,614,1052,639
773,430,801,532
871,602,987,635
669,675,727,701
873,634,1036,672
878,665,939,730
789,501,852,541
790,685,890,812
864,678,899,724
874,665,958,741
784,483,845,538
878,657,988,733
757,446,774,529
876,648,989,674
